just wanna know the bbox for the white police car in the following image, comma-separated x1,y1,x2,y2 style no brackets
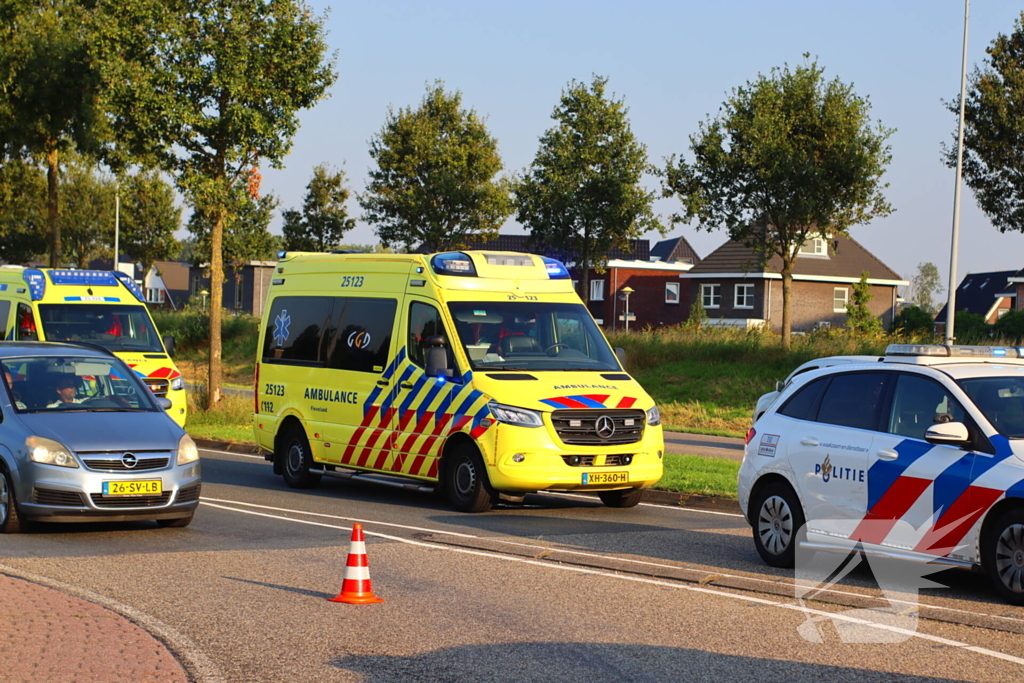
752,355,880,424
738,344,1024,604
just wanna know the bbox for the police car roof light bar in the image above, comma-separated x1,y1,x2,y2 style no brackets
885,343,1024,359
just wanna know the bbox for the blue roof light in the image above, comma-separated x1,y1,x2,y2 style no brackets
431,252,477,277
48,270,120,287
112,271,147,303
541,257,570,280
23,269,46,301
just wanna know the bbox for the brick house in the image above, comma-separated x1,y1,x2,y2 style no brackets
1006,268,1024,312
188,261,276,318
577,259,695,330
142,260,191,309
935,270,1018,334
680,234,907,331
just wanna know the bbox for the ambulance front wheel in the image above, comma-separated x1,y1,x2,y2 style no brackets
598,488,643,508
444,444,494,513
281,426,321,489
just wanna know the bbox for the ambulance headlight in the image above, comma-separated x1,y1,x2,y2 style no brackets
176,434,200,465
489,402,543,428
170,376,185,391
26,436,78,468
646,406,661,426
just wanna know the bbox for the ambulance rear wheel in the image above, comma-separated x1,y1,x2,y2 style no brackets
445,445,494,513
598,488,643,508
281,426,321,489
983,508,1024,606
751,481,805,568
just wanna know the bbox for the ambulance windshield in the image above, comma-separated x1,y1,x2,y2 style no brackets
448,302,621,372
38,304,165,353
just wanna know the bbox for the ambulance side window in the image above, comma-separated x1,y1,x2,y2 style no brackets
15,304,37,341
0,300,10,339
327,297,396,373
408,302,455,370
261,296,332,366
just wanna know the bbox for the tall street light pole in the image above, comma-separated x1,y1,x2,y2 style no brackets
945,0,970,344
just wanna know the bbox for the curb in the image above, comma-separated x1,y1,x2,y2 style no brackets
194,437,743,514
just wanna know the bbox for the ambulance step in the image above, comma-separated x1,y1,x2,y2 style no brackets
310,468,436,493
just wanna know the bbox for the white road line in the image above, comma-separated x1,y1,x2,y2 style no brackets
199,499,1024,666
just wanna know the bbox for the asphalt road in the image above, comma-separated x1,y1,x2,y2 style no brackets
2,446,1023,682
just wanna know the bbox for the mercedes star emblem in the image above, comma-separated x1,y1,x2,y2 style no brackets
595,415,616,439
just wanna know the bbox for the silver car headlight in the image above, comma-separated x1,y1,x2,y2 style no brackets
647,406,661,426
170,376,185,391
176,434,200,466
26,436,79,468
489,402,544,428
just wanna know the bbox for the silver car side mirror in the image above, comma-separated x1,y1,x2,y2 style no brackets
924,421,970,446
156,397,173,411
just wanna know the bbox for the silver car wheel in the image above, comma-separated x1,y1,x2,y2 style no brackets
0,474,8,527
995,523,1024,594
758,494,793,557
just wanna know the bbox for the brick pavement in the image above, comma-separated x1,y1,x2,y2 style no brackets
0,573,188,683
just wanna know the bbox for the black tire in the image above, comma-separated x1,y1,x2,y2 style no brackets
0,469,25,534
157,513,194,529
750,480,805,568
983,508,1024,606
444,444,494,513
280,426,321,489
598,488,643,508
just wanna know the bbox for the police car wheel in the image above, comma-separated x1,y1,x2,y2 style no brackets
445,445,493,513
751,482,804,568
984,508,1024,605
598,488,643,508
281,427,321,489
0,470,25,534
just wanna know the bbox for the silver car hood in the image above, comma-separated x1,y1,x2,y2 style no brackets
19,412,184,453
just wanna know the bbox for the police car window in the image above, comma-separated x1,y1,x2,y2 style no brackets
959,376,1024,439
408,302,455,370
777,377,828,420
815,372,889,431
326,298,396,373
262,296,332,366
888,374,966,440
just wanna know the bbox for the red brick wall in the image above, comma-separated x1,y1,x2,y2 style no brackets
572,267,691,330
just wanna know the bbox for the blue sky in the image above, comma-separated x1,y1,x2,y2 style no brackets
259,0,1024,293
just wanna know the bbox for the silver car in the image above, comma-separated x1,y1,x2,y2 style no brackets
0,341,200,531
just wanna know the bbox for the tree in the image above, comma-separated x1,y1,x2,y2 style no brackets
95,0,336,404
945,12,1024,235
60,157,116,268
118,170,181,275
0,155,47,263
910,262,942,314
891,305,936,337
845,272,882,335
0,1,108,267
188,185,280,270
663,58,894,349
516,76,661,299
282,164,355,252
360,82,512,252
953,310,990,344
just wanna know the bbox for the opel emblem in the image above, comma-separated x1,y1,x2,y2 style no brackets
595,415,616,439
121,453,138,469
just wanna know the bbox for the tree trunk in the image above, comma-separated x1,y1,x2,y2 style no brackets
46,145,60,268
780,257,795,351
207,205,224,407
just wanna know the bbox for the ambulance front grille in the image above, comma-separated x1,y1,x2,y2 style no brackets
144,377,169,397
550,409,645,446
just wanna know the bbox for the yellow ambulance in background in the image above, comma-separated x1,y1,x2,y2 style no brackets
0,267,187,426
253,250,664,512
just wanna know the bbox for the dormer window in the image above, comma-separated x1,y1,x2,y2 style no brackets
798,238,829,257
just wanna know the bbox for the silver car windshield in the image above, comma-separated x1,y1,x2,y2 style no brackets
958,376,1024,439
447,301,621,372
38,304,164,353
1,356,159,413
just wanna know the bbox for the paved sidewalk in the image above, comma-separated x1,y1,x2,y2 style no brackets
0,572,189,683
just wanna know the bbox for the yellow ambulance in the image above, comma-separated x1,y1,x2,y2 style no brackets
253,250,664,512
0,267,187,426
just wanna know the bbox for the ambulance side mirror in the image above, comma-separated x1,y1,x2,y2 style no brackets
425,335,453,378
163,335,176,357
614,347,626,369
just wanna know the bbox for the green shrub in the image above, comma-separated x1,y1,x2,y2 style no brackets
891,305,936,337
994,310,1024,343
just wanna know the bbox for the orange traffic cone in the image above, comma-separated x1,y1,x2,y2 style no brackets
329,523,384,604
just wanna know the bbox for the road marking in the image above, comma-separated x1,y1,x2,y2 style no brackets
201,498,1024,664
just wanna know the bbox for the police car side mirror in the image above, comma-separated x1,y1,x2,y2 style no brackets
924,422,971,446
425,336,453,378
614,347,626,368
775,380,785,393
156,397,172,410
163,335,176,357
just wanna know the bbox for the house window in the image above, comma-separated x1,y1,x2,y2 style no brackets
190,274,201,297
798,238,828,256
146,287,162,304
665,282,680,304
834,287,849,312
701,283,721,309
734,284,754,309
590,280,605,301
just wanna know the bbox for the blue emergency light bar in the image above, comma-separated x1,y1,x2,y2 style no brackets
541,257,570,280
112,271,147,303
23,269,46,301
48,270,120,287
431,252,477,277
885,344,1024,358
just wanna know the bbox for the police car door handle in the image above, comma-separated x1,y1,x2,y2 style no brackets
800,438,819,447
876,449,899,461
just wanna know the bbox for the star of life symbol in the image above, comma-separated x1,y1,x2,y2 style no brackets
273,309,291,347
795,517,959,643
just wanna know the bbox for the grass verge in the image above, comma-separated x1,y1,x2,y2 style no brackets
185,389,254,443
655,453,739,498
